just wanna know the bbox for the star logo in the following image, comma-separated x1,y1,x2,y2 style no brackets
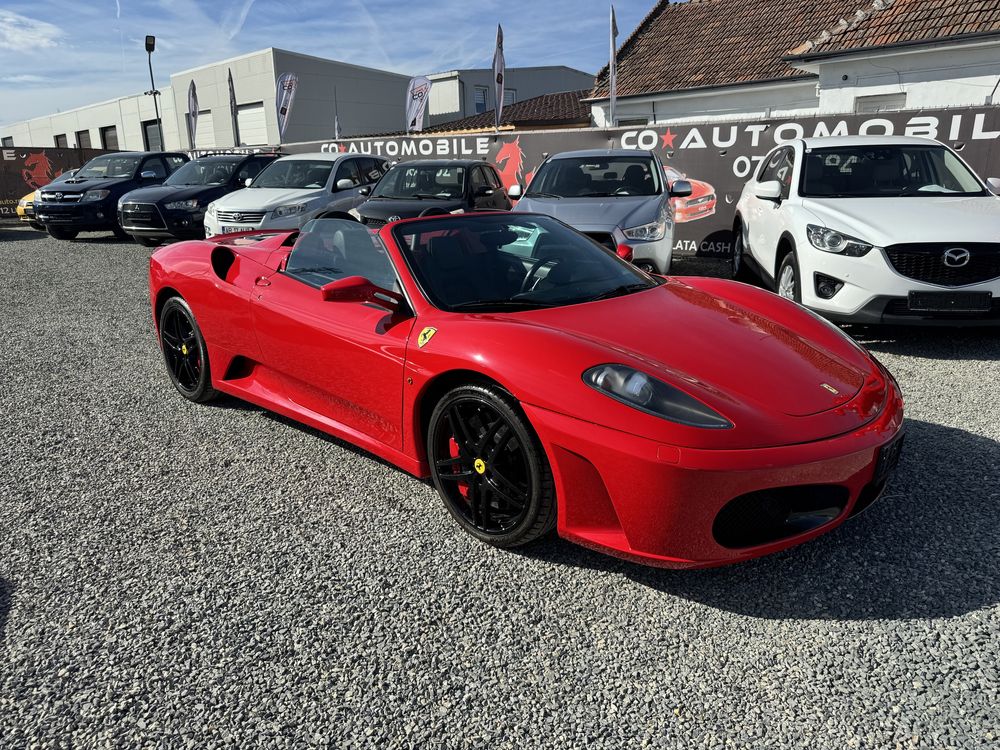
337,143,347,153
661,129,677,149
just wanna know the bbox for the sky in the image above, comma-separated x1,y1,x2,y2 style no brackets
0,0,656,125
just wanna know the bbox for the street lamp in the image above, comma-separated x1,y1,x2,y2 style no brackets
144,35,165,150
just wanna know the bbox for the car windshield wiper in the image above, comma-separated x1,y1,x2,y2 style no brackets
524,191,562,199
449,299,559,311
586,283,653,302
579,192,615,197
414,193,452,200
372,194,408,200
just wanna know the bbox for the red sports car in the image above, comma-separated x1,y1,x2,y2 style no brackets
665,166,717,223
149,213,904,568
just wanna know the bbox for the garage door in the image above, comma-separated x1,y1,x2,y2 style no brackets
237,102,268,146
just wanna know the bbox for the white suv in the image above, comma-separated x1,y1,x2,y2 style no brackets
733,135,1000,324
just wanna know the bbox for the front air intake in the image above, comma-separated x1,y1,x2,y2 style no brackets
712,485,849,549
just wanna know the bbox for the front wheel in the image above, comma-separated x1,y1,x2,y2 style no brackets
111,223,129,240
134,236,161,248
777,251,802,303
731,226,755,282
47,226,78,240
428,384,556,548
158,297,217,403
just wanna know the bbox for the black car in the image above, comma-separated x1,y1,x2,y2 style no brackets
351,159,512,229
118,153,278,246
36,152,189,240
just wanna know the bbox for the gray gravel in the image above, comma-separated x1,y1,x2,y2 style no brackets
1,225,998,749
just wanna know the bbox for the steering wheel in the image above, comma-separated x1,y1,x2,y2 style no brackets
520,257,560,294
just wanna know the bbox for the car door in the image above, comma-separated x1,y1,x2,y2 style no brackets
333,158,364,201
470,166,498,211
746,146,794,281
250,220,415,448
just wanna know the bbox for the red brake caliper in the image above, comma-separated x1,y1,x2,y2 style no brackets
449,437,471,500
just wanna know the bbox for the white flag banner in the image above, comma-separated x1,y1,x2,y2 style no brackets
276,72,299,141
228,68,242,147
609,4,619,127
405,76,432,133
187,80,199,149
492,24,505,131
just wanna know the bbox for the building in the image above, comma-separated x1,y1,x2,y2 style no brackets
588,0,1000,125
419,89,591,135
1,48,413,150
426,66,594,127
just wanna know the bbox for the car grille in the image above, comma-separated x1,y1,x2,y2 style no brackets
120,202,165,229
362,217,387,229
40,191,82,203
883,297,1000,319
584,232,616,251
216,210,265,224
884,243,1000,286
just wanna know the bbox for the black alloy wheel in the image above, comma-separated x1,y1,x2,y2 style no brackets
158,297,217,403
731,226,754,282
428,384,556,548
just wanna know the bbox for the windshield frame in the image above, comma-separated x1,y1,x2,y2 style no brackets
165,158,241,187
527,154,663,199
799,144,988,199
389,213,660,314
74,154,142,180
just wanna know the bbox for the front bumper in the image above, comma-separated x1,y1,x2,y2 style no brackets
524,381,904,568
575,223,675,274
205,212,300,238
36,201,117,231
119,204,205,239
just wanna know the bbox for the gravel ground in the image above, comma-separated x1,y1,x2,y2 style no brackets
1,226,998,749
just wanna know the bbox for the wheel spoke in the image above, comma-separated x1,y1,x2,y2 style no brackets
437,469,475,481
483,424,512,462
434,456,466,469
486,469,528,506
448,406,477,455
476,417,507,456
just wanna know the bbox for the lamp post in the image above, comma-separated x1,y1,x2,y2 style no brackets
144,35,165,150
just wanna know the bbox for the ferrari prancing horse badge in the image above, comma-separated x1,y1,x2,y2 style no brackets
417,327,437,348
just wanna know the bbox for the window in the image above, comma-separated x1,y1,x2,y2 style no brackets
100,126,119,150
236,157,270,184
1,136,13,147
474,86,489,114
285,219,399,291
76,130,92,149
54,134,68,148
854,92,907,114
470,167,490,192
251,160,334,189
141,157,167,178
528,156,661,198
358,158,387,184
503,89,516,106
372,164,467,200
335,158,363,188
757,146,795,197
484,166,503,189
164,155,187,172
142,120,162,151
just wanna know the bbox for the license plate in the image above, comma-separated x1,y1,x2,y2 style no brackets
908,291,992,312
221,225,253,234
873,433,904,485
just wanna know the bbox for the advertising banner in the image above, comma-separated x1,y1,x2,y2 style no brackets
276,72,299,142
228,68,242,147
187,80,199,150
405,76,432,134
0,147,112,220
286,106,1000,256
492,25,505,131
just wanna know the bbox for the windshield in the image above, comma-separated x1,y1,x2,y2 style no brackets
801,145,986,198
166,160,238,186
251,160,333,189
528,156,661,198
75,155,141,179
372,164,466,200
393,213,660,312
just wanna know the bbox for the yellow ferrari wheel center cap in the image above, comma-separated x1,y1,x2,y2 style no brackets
473,458,486,475
181,344,188,355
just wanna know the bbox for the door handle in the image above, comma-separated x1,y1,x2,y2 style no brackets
255,276,271,287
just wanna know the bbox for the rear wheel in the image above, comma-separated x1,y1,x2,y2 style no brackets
777,250,802,303
47,226,78,240
731,225,755,282
428,384,556,548
158,297,217,403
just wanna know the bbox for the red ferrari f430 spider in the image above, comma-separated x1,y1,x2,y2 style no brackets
149,213,904,568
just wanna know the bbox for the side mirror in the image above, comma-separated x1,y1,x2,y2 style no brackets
140,170,157,181
987,177,1000,195
669,179,692,198
508,184,523,199
336,178,355,191
245,178,253,187
320,275,405,312
474,185,495,197
754,180,783,201
359,186,371,197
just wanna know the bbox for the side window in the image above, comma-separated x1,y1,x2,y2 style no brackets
165,155,187,173
284,220,399,291
470,167,490,192
485,166,503,189
237,158,267,183
776,148,795,199
142,157,167,178
757,149,784,182
359,158,385,184
335,159,362,188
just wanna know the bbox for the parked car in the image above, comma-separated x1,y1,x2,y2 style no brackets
664,166,716,223
204,152,374,237
733,135,1000,324
510,149,691,274
149,212,903,567
118,153,278,246
16,190,42,230
300,155,390,225
349,159,512,229
35,152,188,240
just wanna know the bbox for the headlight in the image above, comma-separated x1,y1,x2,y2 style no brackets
623,219,666,242
449,208,465,214
33,190,41,202
17,199,26,208
348,208,361,220
272,203,307,217
806,224,873,257
82,189,110,202
583,364,732,429
165,199,200,210
206,203,217,217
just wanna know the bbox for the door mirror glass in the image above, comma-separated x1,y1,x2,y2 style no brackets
508,184,522,198
359,186,371,197
754,180,783,201
245,178,253,187
336,178,355,191
987,177,1000,195
669,179,692,198
474,185,494,197
140,170,157,181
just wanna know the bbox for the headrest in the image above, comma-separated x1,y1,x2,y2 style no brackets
479,229,518,248
428,235,466,271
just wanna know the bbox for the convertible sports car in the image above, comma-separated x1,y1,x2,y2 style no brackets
149,213,904,568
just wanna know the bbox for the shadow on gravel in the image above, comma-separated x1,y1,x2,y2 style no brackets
520,418,1000,621
847,325,1000,361
0,579,13,642
0,228,46,242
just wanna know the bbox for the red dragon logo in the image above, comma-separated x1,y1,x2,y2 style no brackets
22,152,60,191
495,137,535,190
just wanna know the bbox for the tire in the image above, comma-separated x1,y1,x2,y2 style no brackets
776,250,802,303
111,223,129,240
134,236,161,248
158,297,218,403
47,226,78,240
427,383,556,548
29,221,44,231
731,225,755,282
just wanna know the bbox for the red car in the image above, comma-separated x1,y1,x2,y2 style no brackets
665,166,717,223
149,213,904,568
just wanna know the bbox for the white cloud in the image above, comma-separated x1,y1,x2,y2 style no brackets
222,0,258,40
0,74,55,84
0,11,63,51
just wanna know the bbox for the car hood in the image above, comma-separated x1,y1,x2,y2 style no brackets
514,195,659,230
123,184,222,204
801,195,1000,245
42,176,131,194
216,187,324,210
359,197,465,220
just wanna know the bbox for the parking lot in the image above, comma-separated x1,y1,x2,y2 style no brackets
1,226,998,748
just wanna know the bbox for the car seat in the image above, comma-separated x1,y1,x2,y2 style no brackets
622,164,650,194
